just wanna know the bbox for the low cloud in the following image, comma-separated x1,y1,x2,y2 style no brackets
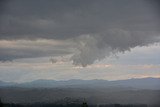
71,29,160,66
0,39,73,61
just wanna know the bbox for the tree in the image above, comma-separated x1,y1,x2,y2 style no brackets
81,102,88,107
0,98,3,107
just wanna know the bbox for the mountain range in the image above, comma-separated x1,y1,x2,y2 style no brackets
0,77,160,104
0,77,160,89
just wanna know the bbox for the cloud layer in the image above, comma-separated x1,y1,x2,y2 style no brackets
0,0,160,66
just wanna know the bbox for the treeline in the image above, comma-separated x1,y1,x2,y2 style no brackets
1,103,149,107
1,98,159,107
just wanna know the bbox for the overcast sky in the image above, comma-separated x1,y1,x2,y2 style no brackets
0,0,160,82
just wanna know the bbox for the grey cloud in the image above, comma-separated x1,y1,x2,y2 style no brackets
0,40,73,61
0,47,71,61
71,29,160,67
49,58,57,64
0,0,160,66
0,0,160,39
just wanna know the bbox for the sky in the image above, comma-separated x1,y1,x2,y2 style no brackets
0,0,160,83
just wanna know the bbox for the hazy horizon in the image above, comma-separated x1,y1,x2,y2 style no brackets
1,76,160,84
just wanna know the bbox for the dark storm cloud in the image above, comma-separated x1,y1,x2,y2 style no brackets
0,39,73,62
0,0,160,66
0,47,70,62
71,30,160,67
0,0,159,39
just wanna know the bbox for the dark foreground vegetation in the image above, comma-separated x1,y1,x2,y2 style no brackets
1,100,160,107
1,98,160,107
1,103,149,107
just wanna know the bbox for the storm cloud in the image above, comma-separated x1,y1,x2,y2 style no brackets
0,0,160,66
0,39,73,61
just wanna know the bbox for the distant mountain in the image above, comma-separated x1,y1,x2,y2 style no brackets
110,77,160,89
0,78,160,104
0,80,17,87
0,77,160,89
